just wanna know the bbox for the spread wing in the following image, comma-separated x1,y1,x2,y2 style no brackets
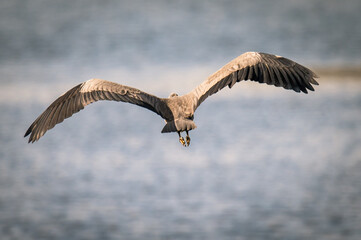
187,52,319,112
25,78,164,143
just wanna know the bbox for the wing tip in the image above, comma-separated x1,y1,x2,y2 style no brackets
24,126,33,143
27,135,40,144
24,126,39,143
24,128,31,138
310,77,319,85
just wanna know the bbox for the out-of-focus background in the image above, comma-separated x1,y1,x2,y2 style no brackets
1,0,361,239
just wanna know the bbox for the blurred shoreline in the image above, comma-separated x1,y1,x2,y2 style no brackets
1,64,360,107
314,65,361,79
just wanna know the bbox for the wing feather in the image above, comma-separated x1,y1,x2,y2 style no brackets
25,78,164,143
187,52,318,112
260,64,268,84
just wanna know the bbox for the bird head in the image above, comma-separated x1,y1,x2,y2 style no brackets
169,93,178,98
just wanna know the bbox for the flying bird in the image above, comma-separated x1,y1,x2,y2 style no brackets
25,52,318,146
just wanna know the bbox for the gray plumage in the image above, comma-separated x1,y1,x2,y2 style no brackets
25,52,319,144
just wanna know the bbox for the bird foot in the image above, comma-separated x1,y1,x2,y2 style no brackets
186,136,190,146
179,137,186,147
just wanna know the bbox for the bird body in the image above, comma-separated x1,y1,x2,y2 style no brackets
25,52,318,146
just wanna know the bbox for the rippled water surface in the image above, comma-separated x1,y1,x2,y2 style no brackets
1,76,361,240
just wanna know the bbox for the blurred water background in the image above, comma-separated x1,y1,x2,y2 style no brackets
1,0,361,239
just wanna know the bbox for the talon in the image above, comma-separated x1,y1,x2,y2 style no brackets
186,136,190,146
179,137,186,146
177,131,186,146
185,130,191,146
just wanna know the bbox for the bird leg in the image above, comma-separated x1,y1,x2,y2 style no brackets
178,131,186,147
186,130,191,146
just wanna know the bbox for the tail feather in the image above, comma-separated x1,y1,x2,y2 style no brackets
161,119,197,133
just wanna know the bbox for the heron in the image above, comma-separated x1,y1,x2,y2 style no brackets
24,52,318,146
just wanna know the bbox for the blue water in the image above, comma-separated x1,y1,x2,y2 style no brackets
1,78,361,240
1,0,361,239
